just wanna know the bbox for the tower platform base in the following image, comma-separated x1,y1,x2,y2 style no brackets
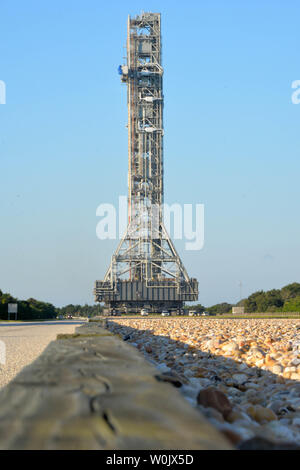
94,279,198,314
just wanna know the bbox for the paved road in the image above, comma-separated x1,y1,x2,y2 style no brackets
0,320,85,389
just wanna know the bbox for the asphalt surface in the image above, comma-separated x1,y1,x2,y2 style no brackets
0,320,85,389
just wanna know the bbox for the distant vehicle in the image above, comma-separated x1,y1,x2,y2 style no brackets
67,315,73,319
161,310,170,317
141,308,149,316
189,310,197,316
58,315,63,320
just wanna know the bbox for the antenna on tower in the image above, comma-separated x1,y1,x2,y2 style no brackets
238,280,243,301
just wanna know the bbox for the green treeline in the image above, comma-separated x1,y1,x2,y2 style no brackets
0,289,102,320
188,282,300,314
0,290,57,320
56,304,102,317
185,302,233,315
242,282,300,313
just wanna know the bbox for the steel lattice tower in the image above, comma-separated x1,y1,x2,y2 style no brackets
94,12,198,314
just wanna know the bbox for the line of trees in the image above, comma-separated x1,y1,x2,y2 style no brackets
0,289,102,320
56,304,103,317
186,283,300,314
0,290,57,320
240,283,300,313
184,302,233,315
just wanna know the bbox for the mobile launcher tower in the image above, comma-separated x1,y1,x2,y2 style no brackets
94,12,198,314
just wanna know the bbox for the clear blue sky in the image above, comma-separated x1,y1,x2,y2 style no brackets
0,0,299,307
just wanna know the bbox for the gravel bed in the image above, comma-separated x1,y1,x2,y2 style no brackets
106,318,300,448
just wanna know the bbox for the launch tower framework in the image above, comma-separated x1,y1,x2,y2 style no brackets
94,12,198,313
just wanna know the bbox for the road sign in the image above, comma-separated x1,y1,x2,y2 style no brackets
8,304,18,314
8,303,18,321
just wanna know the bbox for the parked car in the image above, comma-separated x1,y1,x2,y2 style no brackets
189,310,197,316
140,308,149,316
161,310,170,317
67,315,73,319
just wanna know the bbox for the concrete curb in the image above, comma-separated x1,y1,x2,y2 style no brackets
0,321,232,450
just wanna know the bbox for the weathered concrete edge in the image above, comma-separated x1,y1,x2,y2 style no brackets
0,321,232,450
